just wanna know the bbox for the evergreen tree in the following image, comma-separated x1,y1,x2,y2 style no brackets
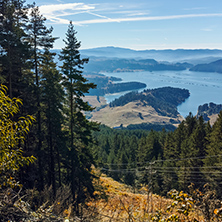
0,0,36,188
185,112,197,136
137,131,162,186
59,21,97,213
177,138,192,191
204,111,222,196
0,0,31,98
107,146,119,180
162,132,179,193
40,49,65,195
27,5,57,190
178,115,206,191
137,130,162,164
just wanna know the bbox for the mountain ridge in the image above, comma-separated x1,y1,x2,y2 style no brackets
190,59,222,73
79,46,222,63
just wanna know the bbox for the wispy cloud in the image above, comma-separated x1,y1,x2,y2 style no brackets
38,3,222,26
86,11,111,20
39,3,95,24
73,13,222,25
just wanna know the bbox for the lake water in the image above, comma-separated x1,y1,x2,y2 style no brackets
104,70,222,117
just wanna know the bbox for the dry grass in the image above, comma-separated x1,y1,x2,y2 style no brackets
89,101,183,128
86,174,172,221
83,95,107,108
84,171,209,222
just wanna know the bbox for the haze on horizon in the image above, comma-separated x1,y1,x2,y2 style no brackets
27,0,222,50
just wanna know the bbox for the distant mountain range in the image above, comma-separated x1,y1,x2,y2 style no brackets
84,58,192,73
53,47,222,73
80,46,222,64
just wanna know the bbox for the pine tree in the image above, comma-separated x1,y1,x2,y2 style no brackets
162,132,179,193
59,21,97,212
27,5,57,190
40,49,65,195
185,112,197,136
137,131,161,186
204,111,222,196
0,0,34,122
0,0,31,98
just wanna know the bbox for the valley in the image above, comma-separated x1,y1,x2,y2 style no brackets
80,47,222,128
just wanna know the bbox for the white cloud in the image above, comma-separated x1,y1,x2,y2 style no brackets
40,3,94,14
73,13,222,26
39,3,95,24
38,3,222,26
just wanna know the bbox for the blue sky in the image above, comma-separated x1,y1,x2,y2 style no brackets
26,0,222,50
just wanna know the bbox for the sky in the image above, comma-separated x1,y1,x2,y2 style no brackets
26,0,222,50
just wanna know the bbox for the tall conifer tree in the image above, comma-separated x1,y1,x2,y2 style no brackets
0,0,31,98
40,49,65,195
204,111,222,196
59,21,97,213
27,5,57,190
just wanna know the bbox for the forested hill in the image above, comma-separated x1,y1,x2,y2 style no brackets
84,57,192,73
109,87,190,117
86,73,146,96
190,59,222,73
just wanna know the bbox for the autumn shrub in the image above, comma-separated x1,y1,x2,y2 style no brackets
0,85,36,189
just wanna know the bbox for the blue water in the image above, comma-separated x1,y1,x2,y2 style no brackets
104,70,222,117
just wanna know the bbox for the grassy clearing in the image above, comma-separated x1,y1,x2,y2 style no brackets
89,101,183,128
84,95,107,108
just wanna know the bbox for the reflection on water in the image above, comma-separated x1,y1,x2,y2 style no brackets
104,70,222,117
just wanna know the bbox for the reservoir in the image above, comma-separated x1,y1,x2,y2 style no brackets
104,69,222,118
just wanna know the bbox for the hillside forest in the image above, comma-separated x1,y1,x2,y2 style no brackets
0,0,222,221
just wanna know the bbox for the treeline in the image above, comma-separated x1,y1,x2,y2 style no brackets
109,87,190,117
92,112,222,197
0,0,98,214
125,122,177,131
